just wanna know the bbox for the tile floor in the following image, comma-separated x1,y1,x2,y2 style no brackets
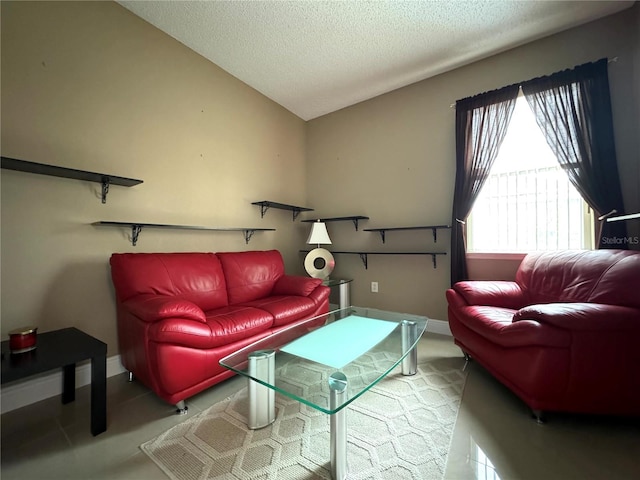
2,333,639,479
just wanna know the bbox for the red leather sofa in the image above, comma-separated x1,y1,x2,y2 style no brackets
110,250,329,412
446,249,640,420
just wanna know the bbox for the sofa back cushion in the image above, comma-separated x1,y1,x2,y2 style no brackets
217,250,285,304
588,251,640,309
110,253,229,310
515,249,640,307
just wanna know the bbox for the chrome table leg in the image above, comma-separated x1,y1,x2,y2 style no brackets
329,372,348,480
247,350,276,429
401,320,418,376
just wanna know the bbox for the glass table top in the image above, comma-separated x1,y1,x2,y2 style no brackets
219,306,428,414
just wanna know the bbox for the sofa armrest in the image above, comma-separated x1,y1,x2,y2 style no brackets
452,281,527,309
309,283,330,305
272,275,322,296
513,303,640,331
121,295,206,323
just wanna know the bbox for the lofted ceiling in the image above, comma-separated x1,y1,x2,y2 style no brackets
118,1,634,120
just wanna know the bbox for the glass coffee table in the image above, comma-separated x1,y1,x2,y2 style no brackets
219,306,428,480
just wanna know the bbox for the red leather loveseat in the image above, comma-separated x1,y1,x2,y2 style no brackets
446,249,640,420
110,250,329,412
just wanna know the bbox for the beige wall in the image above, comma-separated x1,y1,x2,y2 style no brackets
1,1,309,354
306,5,639,318
2,2,638,354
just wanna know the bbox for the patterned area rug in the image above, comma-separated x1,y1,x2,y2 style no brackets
141,357,466,480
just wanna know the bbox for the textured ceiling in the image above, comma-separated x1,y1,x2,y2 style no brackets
118,1,634,120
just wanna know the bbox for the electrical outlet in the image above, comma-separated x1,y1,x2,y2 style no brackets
371,281,379,293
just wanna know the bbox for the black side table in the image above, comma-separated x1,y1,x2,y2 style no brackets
1,327,107,436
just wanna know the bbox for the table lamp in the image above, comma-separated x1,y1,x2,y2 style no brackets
304,220,335,280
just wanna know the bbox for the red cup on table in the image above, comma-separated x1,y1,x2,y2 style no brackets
8,326,38,354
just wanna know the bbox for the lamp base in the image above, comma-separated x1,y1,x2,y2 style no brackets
304,248,335,280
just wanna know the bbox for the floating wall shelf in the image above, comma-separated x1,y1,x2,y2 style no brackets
364,225,451,243
1,157,142,204
302,216,369,231
94,221,275,246
300,250,447,269
252,201,313,221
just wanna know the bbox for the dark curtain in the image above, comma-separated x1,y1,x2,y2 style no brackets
521,58,627,248
451,86,519,286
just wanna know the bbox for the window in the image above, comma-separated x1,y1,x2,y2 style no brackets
467,92,594,253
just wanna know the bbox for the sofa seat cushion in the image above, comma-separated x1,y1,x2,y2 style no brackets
239,296,317,327
456,306,571,348
150,306,274,349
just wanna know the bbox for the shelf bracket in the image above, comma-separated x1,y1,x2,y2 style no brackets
377,230,387,243
352,218,361,231
101,178,110,204
432,227,438,243
292,208,302,221
430,254,438,269
131,225,143,246
358,253,369,269
258,204,270,218
243,229,255,244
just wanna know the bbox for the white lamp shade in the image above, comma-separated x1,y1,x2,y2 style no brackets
306,221,332,245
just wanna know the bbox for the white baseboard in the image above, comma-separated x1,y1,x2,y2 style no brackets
426,319,452,336
1,355,126,414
